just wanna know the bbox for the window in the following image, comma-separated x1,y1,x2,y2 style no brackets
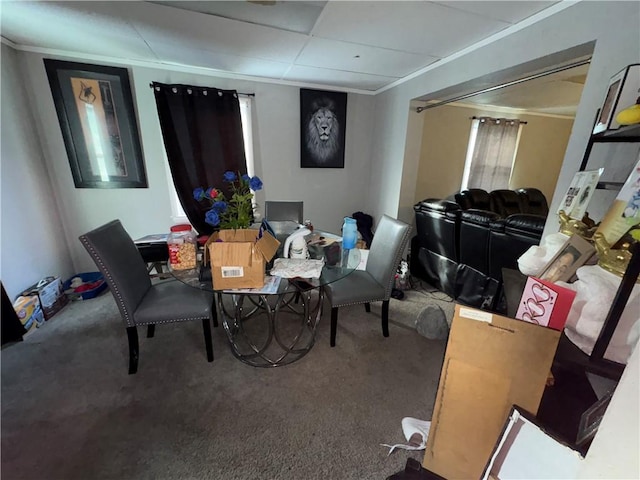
166,96,254,223
461,117,523,191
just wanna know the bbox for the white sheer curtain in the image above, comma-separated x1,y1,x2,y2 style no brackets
461,117,523,191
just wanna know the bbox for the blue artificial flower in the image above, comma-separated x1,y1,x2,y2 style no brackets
193,187,205,201
212,201,227,213
241,174,250,182
205,187,216,199
205,209,221,227
249,176,263,191
223,171,237,183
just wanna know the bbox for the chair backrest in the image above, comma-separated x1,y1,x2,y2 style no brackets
365,215,412,299
516,188,549,216
264,201,304,223
490,189,524,217
455,189,491,210
79,220,152,327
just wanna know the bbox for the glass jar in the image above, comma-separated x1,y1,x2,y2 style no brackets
167,224,197,271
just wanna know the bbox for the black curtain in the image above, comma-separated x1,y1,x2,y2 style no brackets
152,82,247,235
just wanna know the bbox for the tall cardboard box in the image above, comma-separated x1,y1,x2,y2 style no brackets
423,304,561,480
206,229,279,290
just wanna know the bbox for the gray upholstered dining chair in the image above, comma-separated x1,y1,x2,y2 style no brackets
79,220,216,374
264,201,304,224
325,214,412,347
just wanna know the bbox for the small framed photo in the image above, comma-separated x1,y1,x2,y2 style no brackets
44,59,147,188
537,235,595,283
593,64,640,134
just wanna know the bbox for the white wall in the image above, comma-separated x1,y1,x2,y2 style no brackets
0,45,74,299
371,1,640,234
8,50,374,277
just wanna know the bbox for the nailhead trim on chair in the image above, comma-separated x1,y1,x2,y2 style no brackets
80,234,135,328
136,316,209,326
332,296,386,308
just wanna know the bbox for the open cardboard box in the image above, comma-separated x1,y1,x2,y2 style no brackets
423,304,562,479
204,229,279,290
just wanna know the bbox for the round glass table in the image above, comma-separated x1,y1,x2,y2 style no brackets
172,232,360,367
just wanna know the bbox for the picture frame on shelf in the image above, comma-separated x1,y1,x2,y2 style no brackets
44,59,147,189
537,234,595,284
593,64,640,134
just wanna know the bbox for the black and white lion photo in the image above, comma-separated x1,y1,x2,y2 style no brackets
300,89,347,168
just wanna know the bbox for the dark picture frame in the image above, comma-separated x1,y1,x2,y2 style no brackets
593,64,640,134
44,59,147,188
300,88,347,168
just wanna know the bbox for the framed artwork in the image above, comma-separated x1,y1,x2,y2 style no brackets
300,88,347,168
557,169,603,220
593,64,640,134
44,59,147,188
537,234,595,283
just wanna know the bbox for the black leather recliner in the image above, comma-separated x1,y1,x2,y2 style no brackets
411,199,460,297
455,209,503,309
490,189,525,217
517,188,549,216
455,189,492,211
411,187,548,313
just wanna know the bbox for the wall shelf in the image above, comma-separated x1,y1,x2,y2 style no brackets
579,123,640,173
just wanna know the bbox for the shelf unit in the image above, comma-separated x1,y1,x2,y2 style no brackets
561,119,640,380
579,123,640,172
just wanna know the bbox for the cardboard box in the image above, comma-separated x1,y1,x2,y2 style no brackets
205,229,279,290
21,276,69,320
12,295,45,331
423,304,561,480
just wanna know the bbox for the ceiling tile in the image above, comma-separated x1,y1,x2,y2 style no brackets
121,2,308,63
296,37,438,77
437,1,559,24
0,1,155,61
148,41,291,78
147,1,326,34
313,1,509,57
284,65,394,91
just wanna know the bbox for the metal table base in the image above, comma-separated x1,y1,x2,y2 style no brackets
217,287,324,367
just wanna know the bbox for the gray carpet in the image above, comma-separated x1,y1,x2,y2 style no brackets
1,280,453,480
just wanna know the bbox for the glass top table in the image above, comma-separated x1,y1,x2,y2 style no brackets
172,231,361,367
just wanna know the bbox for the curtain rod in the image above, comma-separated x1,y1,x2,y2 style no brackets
470,116,528,125
148,83,255,97
415,58,590,113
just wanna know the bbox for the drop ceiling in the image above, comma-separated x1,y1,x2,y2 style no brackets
1,0,565,93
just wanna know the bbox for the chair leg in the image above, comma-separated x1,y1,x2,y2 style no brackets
211,299,219,328
364,303,371,313
330,307,339,347
126,327,139,375
382,300,390,338
147,325,155,338
202,317,214,362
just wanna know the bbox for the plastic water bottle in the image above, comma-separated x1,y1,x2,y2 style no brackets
342,217,358,250
341,217,358,267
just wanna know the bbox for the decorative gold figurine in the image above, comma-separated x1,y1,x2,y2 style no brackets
593,232,635,278
558,210,596,238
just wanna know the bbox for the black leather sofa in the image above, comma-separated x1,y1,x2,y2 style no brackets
410,188,548,312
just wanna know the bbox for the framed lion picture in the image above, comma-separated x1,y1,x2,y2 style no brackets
300,88,347,168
